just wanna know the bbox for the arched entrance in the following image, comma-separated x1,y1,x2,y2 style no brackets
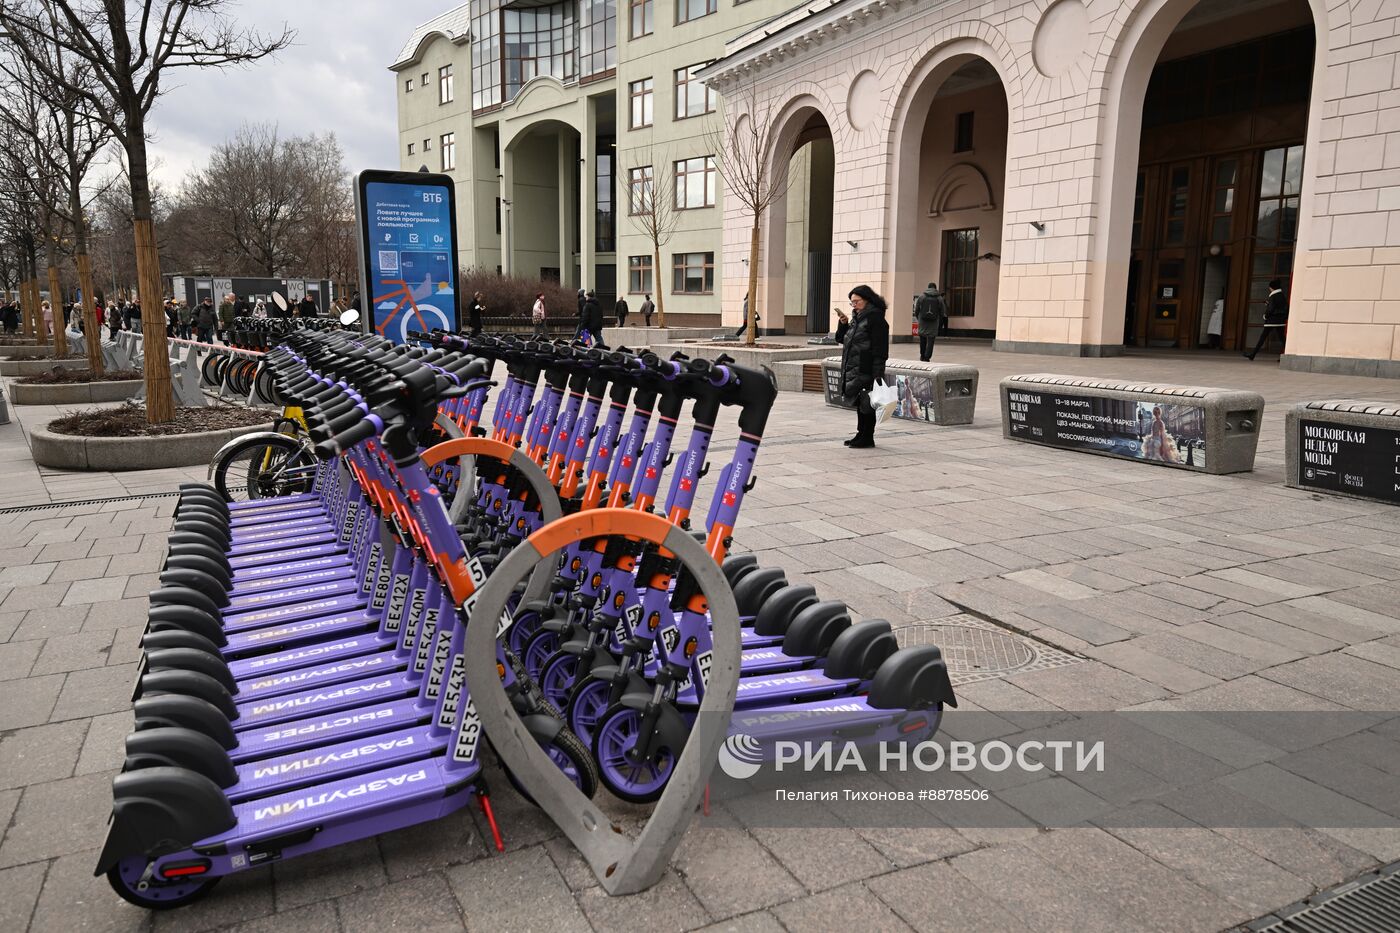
1094,0,1321,353
889,50,1010,339
762,106,834,335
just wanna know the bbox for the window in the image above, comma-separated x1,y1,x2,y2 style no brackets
629,78,653,129
1246,144,1304,345
677,0,716,24
628,165,653,214
504,4,578,100
672,252,714,293
629,255,653,293
673,155,715,209
407,142,415,155
405,78,413,93
674,64,717,119
495,197,502,235
595,138,614,252
423,138,431,150
954,111,974,153
472,0,503,111
421,72,430,86
941,229,978,317
1131,172,1144,248
540,267,561,283
439,65,454,104
579,0,617,78
630,0,653,38
1208,158,1238,245
441,133,456,171
1163,165,1189,245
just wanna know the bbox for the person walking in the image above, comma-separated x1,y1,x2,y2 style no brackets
839,285,890,449
1245,279,1288,360
614,294,629,328
640,293,654,327
41,300,53,336
195,297,217,343
731,292,756,339
106,303,122,340
297,293,317,318
580,290,604,346
913,282,946,362
218,293,236,344
531,292,548,338
177,300,194,339
127,299,142,334
467,291,485,336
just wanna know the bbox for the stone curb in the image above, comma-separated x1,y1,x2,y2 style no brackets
31,421,274,471
10,379,142,405
0,344,54,359
0,358,89,377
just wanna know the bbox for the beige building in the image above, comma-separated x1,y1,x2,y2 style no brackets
397,0,1400,375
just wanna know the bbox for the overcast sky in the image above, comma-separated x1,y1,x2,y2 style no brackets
144,0,455,192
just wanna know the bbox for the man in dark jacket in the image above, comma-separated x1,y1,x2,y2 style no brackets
914,283,946,361
195,297,217,343
614,295,629,327
839,285,889,449
297,294,318,318
467,291,485,336
581,290,604,345
1245,279,1288,360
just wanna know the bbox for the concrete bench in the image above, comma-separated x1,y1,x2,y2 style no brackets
821,357,978,426
999,374,1264,474
1286,400,1400,504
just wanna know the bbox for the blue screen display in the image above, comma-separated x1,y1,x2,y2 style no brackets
364,179,457,342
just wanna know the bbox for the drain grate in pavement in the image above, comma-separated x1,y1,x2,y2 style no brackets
896,616,1084,686
1247,861,1398,932
0,491,180,515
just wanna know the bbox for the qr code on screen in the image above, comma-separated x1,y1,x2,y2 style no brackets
378,250,399,272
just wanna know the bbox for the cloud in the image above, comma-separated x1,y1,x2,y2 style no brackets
145,0,448,191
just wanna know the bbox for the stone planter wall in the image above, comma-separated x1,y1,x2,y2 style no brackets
0,358,89,377
0,344,54,359
10,379,142,405
31,422,274,471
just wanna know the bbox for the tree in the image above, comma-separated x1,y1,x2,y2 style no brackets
706,84,793,346
0,0,293,422
0,41,114,371
625,147,681,328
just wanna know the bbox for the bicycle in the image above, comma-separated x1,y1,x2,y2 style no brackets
206,405,320,502
373,277,452,343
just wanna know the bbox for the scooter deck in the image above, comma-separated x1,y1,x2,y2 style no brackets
223,611,379,656
230,697,430,763
224,578,365,614
229,543,348,571
229,724,441,802
676,668,858,708
221,594,370,634
234,651,409,703
228,633,392,680
230,555,354,585
232,673,419,731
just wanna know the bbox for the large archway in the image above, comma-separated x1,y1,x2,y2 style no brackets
761,105,835,335
1091,0,1323,353
889,49,1011,340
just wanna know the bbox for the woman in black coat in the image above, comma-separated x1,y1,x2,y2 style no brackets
839,284,889,448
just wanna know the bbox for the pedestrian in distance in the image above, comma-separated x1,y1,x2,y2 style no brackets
297,294,317,318
1245,278,1288,360
732,292,754,338
532,292,548,338
106,303,122,340
581,289,604,346
468,291,485,336
640,293,654,327
41,300,53,336
195,296,217,343
839,284,890,450
913,282,947,362
614,294,629,327
218,294,236,344
177,300,194,339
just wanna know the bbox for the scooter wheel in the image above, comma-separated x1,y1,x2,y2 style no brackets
521,628,560,680
564,678,612,749
592,705,676,804
537,650,581,709
506,609,542,657
500,728,600,802
106,857,220,910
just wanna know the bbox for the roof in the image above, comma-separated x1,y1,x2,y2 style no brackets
391,4,472,71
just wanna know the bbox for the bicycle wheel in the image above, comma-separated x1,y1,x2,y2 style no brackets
254,363,278,403
199,351,223,386
211,434,317,502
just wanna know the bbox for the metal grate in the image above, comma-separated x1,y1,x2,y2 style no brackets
895,616,1083,686
0,491,180,516
1248,862,1399,932
802,363,823,393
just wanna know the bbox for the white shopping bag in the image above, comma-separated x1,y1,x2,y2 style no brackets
868,378,899,423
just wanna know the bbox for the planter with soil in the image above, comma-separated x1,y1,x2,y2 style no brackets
0,343,55,359
32,405,275,471
10,369,143,405
0,356,89,377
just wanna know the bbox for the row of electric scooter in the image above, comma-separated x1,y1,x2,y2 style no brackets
96,329,956,910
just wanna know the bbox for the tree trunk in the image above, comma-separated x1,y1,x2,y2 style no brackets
745,219,761,347
22,270,39,339
75,252,103,375
47,263,67,358
654,245,665,328
127,130,174,423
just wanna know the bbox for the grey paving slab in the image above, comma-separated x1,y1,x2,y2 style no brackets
272,838,388,911
946,844,1132,933
0,719,86,790
30,849,148,933
336,873,465,933
868,859,1033,933
772,881,915,932
0,673,63,730
0,771,115,868
577,868,711,932
0,861,47,932
445,845,590,932
671,812,805,920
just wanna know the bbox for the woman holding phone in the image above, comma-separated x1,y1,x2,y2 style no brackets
838,285,889,449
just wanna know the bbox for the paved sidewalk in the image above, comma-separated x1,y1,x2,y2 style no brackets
1,343,1398,932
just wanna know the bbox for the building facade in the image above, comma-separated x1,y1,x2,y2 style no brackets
397,0,1400,375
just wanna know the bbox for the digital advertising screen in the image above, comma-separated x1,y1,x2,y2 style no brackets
354,170,459,343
